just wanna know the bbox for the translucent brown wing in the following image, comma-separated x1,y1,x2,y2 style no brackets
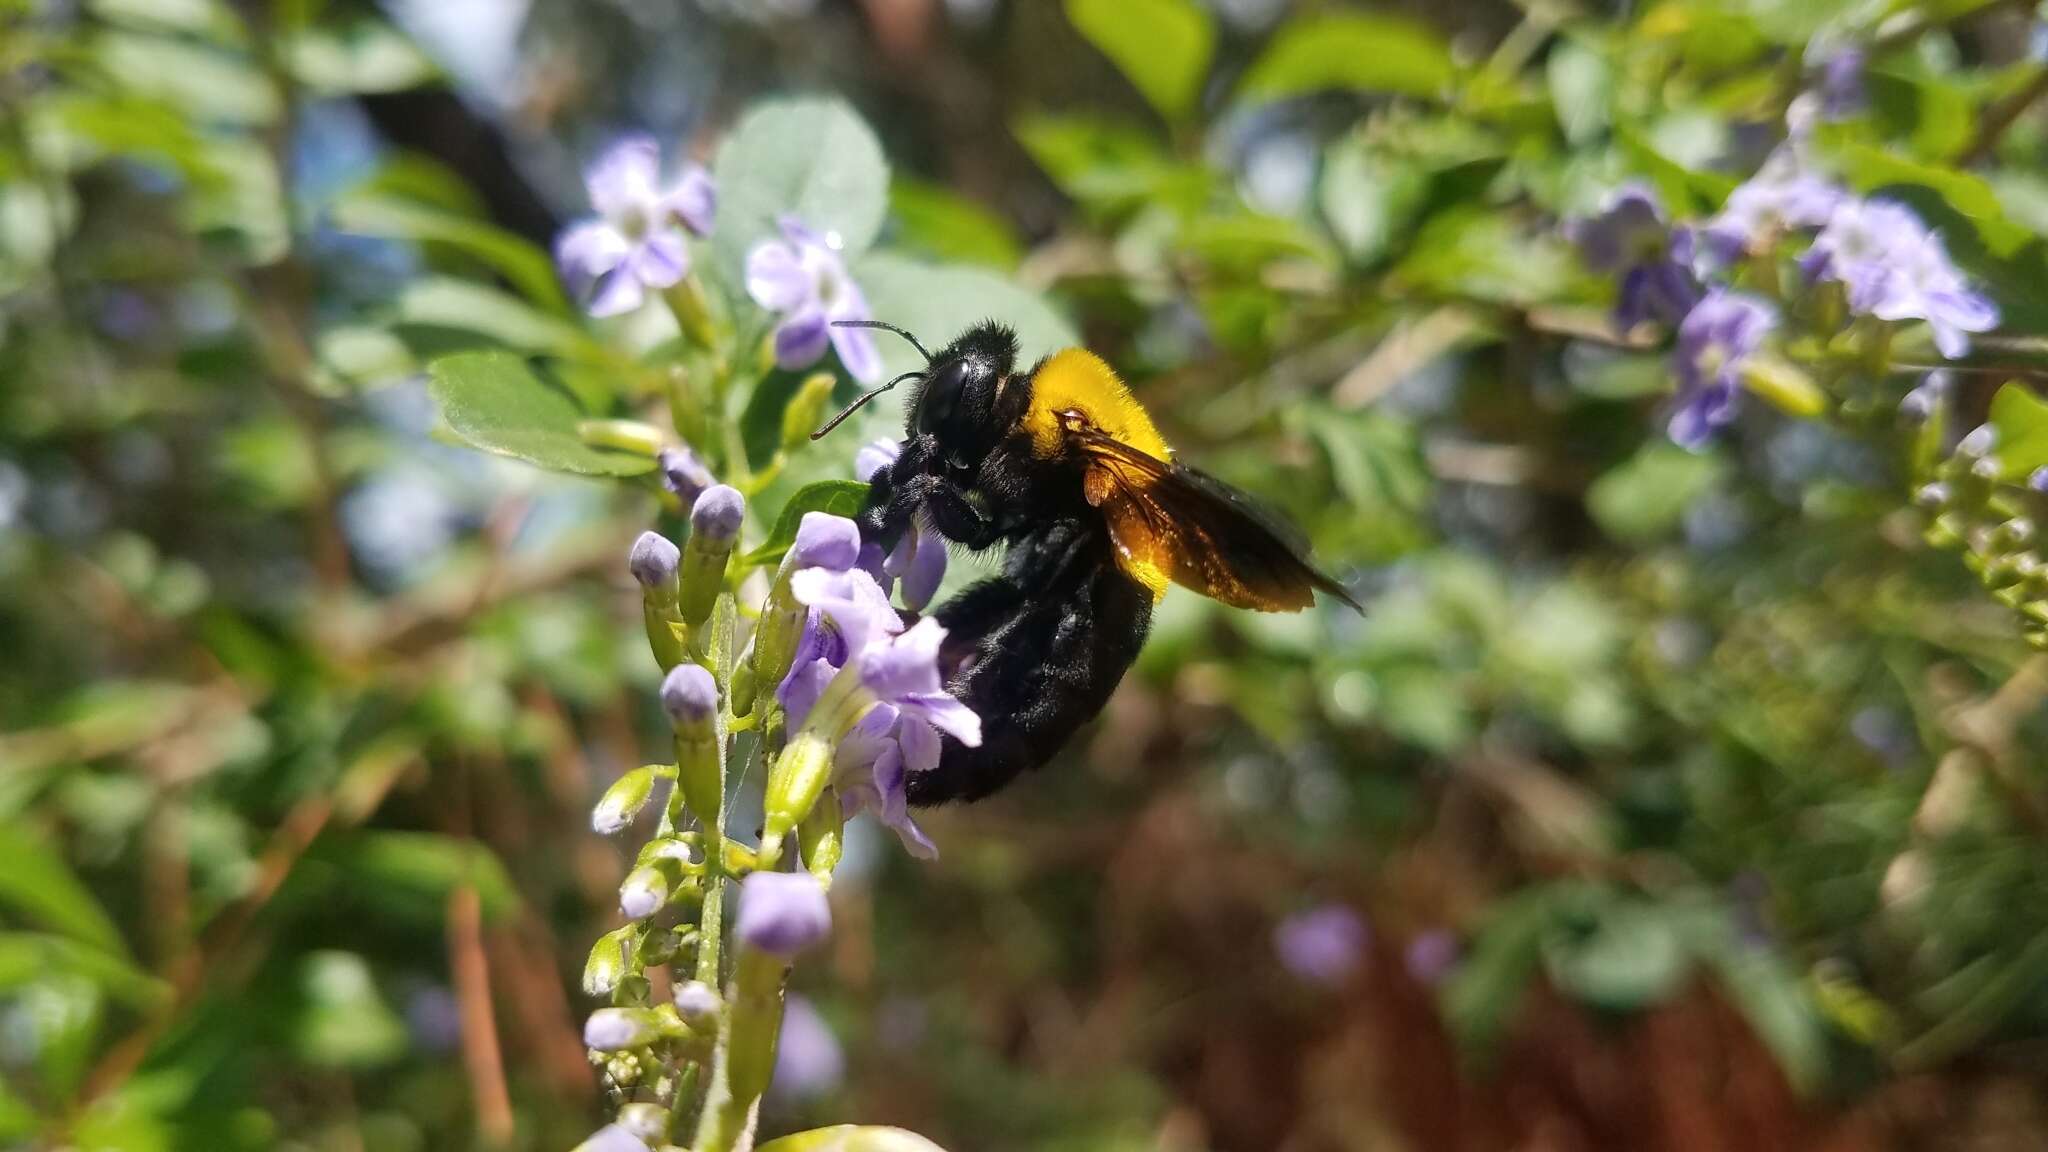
1070,426,1362,613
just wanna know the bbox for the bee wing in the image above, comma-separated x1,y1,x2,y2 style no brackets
1072,428,1362,613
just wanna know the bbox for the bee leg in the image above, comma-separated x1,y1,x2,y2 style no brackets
879,473,1000,550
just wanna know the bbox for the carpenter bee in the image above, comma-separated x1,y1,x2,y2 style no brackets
815,319,1360,804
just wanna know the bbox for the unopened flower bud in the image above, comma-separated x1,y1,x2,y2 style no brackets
1898,384,1940,424
620,864,670,920
1971,455,2003,481
630,532,681,590
2031,466,2048,493
1959,424,1996,458
781,373,838,452
592,766,659,835
734,870,832,956
1998,518,2036,548
585,1007,661,1052
574,1123,653,1152
679,485,745,626
616,1103,668,1144
579,419,668,458
661,663,722,826
660,664,719,727
582,924,637,997
672,980,722,1027
658,445,715,505
1915,482,1951,509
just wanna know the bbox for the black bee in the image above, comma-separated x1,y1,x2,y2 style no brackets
816,320,1359,804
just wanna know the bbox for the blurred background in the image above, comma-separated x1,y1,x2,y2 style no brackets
8,0,2048,1149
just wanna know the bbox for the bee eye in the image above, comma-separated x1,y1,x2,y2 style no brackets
917,359,971,437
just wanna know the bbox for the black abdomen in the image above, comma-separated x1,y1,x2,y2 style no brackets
905,521,1154,806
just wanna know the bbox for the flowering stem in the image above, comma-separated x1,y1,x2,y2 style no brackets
692,948,788,1152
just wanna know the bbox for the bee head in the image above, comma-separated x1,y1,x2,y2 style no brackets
814,320,1019,469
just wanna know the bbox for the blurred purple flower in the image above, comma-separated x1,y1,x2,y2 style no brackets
746,217,884,383
854,437,899,483
1670,289,1777,449
1274,904,1367,987
1804,198,1998,357
658,444,715,505
1818,45,1866,118
1701,151,1845,263
770,994,844,1101
735,870,832,956
1404,931,1461,987
2030,466,2048,493
1568,183,1699,329
556,135,716,318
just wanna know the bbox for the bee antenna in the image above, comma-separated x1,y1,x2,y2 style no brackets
811,369,925,440
832,319,933,363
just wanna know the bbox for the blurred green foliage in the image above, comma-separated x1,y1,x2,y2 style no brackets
7,0,2048,1148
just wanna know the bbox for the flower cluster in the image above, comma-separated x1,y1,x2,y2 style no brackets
1570,143,2000,450
773,512,980,857
557,135,715,318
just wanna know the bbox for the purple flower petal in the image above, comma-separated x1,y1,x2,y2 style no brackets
792,565,903,657
588,266,648,318
746,239,812,312
853,614,946,701
855,438,901,482
556,220,629,284
788,512,862,571
869,742,936,859
895,712,941,774
886,526,947,611
778,657,837,732
775,308,832,370
826,298,884,384
586,135,662,219
770,995,843,1101
627,231,691,290
664,164,717,237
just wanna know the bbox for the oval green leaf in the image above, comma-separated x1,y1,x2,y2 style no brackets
428,351,654,476
711,97,890,296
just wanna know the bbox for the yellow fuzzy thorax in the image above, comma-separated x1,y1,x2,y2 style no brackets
1021,348,1171,463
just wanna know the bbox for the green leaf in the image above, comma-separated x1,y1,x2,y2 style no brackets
315,832,521,925
711,97,889,294
1393,208,1586,306
1707,947,1829,1093
1987,381,2048,483
0,934,168,1009
0,823,125,956
331,192,567,312
1546,37,1612,146
889,178,1022,270
1065,0,1215,121
1542,902,1691,1011
741,481,872,569
427,352,654,476
1318,139,1430,264
1587,443,1726,544
1443,885,1593,1052
290,952,408,1068
1012,114,1209,216
93,31,278,127
395,278,604,361
755,1127,949,1152
285,19,438,95
1238,13,1455,103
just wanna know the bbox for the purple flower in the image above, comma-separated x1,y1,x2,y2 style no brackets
557,135,716,318
1701,151,1845,262
1275,905,1367,987
1567,184,1699,329
1404,930,1460,986
832,702,941,858
736,870,832,956
1804,198,1998,357
789,511,862,572
745,217,884,383
850,617,981,746
791,565,903,665
2031,466,2048,494
1818,45,1866,119
660,663,720,725
770,994,844,1101
1670,290,1777,449
853,439,948,610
